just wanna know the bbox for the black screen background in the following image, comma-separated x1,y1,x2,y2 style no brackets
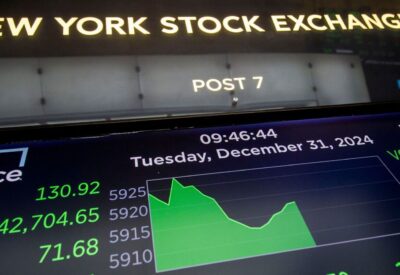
0,112,399,274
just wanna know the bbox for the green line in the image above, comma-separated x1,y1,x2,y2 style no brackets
149,178,316,272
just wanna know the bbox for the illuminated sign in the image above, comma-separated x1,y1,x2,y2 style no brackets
0,0,398,57
0,13,399,38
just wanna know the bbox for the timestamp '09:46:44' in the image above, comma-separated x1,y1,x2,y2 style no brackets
200,129,278,145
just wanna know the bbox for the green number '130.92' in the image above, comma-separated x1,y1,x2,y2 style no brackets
36,181,100,201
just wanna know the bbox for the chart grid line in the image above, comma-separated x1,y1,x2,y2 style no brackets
147,156,383,182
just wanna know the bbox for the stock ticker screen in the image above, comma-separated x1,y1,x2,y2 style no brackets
0,111,400,275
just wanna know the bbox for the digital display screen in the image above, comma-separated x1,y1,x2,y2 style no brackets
0,111,400,274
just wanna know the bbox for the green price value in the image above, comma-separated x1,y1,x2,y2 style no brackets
0,207,100,235
36,181,100,201
39,237,99,264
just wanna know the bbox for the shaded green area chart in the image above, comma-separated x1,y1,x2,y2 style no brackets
148,179,316,272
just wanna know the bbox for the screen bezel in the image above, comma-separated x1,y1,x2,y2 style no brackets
0,101,399,144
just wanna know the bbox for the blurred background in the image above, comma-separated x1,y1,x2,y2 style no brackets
0,0,399,127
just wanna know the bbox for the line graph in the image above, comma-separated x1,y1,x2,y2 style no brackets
147,156,400,272
149,179,315,272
